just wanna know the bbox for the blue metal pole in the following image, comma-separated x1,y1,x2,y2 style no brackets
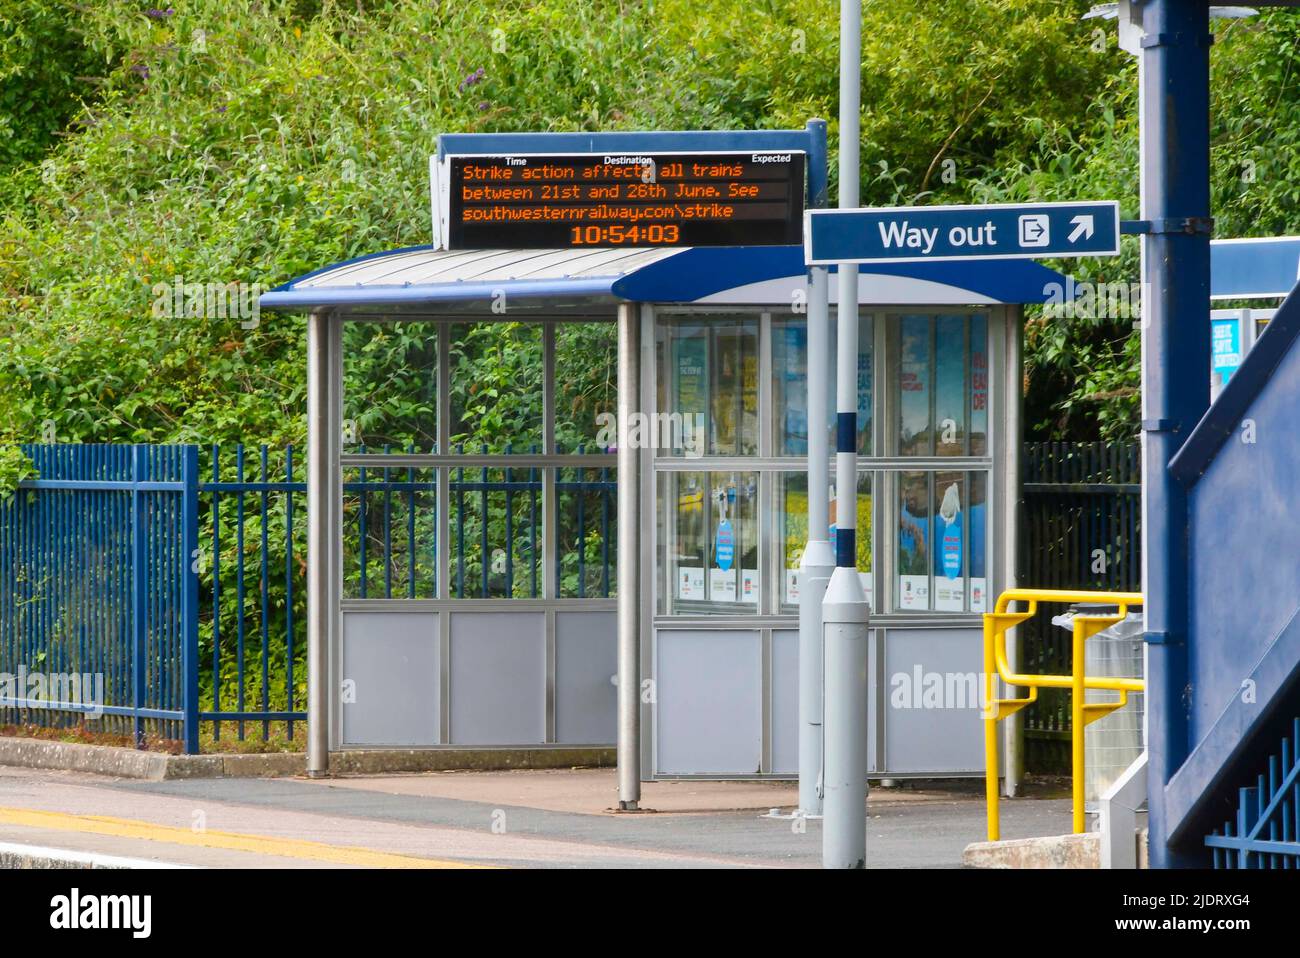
1,460,9,721
601,464,611,598
407,445,416,599
162,448,172,733
211,444,222,742
805,118,829,210
480,448,489,597
356,454,367,598
260,444,270,740
130,445,148,748
506,443,515,596
457,450,465,598
530,446,539,598
576,452,586,599
1141,0,1212,868
383,445,393,598
285,444,294,740
235,444,246,740
181,445,200,754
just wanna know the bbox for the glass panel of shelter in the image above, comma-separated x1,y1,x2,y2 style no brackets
653,307,991,617
771,311,873,457
659,471,761,612
655,307,870,616
341,319,439,454
894,468,989,613
339,317,617,601
888,312,990,613
655,314,760,458
336,308,992,611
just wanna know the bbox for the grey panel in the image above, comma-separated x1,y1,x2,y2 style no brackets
868,628,881,774
450,611,545,745
881,627,985,774
555,611,617,745
341,611,439,746
770,629,799,775
655,630,762,775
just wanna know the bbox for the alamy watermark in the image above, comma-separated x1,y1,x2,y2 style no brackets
594,410,705,457
50,888,151,938
890,666,993,716
151,277,267,329
1042,277,1147,322
0,666,105,719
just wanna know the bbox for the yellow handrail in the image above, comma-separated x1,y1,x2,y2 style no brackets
983,589,1144,841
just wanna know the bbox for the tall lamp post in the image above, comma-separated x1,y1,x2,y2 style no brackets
822,0,871,870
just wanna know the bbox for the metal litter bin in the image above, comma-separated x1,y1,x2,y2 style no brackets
1051,604,1145,812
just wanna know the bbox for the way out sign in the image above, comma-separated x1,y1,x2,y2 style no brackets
805,201,1120,265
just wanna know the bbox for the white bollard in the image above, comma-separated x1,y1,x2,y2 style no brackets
822,565,870,868
797,539,835,816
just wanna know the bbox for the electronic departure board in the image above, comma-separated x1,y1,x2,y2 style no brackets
443,151,805,249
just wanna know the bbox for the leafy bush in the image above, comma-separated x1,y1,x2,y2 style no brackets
1,0,1299,448
0,1,111,174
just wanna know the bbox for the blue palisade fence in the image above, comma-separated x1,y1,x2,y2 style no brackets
0,443,616,752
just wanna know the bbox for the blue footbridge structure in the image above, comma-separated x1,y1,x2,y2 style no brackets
1159,240,1300,867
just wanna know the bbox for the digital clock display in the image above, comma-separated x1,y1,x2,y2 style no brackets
445,151,804,249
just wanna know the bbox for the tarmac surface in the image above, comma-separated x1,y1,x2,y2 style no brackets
0,765,1075,868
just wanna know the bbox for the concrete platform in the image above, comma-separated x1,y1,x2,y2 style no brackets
0,765,1076,868
0,736,613,780
311,768,983,815
0,841,191,869
963,833,1101,869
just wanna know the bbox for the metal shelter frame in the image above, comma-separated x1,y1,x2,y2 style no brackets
261,123,1071,809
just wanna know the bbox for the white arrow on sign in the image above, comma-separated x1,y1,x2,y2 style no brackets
1068,214,1095,244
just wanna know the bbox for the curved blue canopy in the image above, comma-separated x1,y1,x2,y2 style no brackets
260,244,1070,313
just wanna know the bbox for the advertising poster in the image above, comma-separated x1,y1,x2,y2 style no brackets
899,317,931,455
678,566,704,600
899,575,929,610
899,472,931,610
1210,315,1243,400
674,334,707,451
933,481,965,611
709,568,737,602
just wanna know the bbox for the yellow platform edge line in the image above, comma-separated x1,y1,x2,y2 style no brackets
0,806,489,869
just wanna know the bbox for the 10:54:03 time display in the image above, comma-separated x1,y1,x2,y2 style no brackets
570,224,681,245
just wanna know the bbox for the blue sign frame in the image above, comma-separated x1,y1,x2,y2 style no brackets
436,122,830,209
1210,236,1300,300
805,200,1121,265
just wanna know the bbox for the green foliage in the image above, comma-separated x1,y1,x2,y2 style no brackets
0,444,34,501
555,322,617,452
342,321,438,450
981,11,1300,439
4,0,1300,747
449,323,544,450
1,0,1300,453
0,0,110,174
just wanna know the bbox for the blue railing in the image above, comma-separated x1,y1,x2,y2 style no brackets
204,444,306,745
1,443,615,752
1206,717,1300,868
0,445,199,751
451,448,541,599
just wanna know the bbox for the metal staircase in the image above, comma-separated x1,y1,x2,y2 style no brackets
1206,718,1300,868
